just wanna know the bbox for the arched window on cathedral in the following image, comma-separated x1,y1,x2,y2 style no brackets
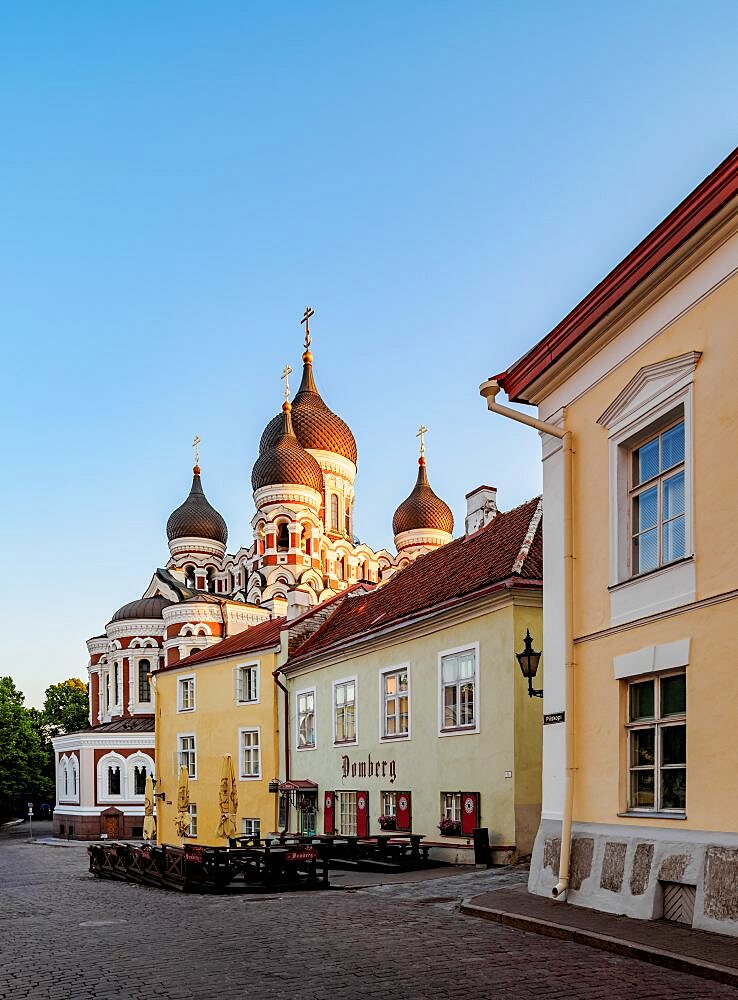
71,758,78,796
108,766,121,796
138,660,151,703
185,565,196,589
134,766,147,796
206,568,215,593
277,522,290,552
190,647,202,656
345,499,351,537
330,494,339,531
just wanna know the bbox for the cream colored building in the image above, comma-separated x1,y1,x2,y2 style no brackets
278,489,544,863
486,147,738,933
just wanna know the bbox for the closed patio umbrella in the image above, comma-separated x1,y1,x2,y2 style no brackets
215,754,238,840
174,765,190,839
143,773,156,841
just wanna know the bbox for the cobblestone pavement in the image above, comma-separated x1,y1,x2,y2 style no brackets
1,836,735,1000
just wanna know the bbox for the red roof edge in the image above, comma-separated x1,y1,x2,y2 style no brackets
499,145,738,403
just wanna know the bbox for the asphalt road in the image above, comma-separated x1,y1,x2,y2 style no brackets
1,826,733,999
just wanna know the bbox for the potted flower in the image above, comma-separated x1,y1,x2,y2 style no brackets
438,817,462,836
378,814,396,831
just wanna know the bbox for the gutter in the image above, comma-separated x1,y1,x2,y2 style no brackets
479,378,575,902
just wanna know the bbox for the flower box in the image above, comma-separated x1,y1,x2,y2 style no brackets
438,818,462,836
378,815,396,831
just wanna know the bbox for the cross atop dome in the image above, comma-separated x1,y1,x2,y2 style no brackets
281,363,293,402
416,424,428,458
192,434,201,473
301,305,315,350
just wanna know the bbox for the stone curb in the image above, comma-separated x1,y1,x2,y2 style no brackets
459,900,738,990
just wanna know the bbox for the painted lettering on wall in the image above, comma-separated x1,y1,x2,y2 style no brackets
341,754,396,785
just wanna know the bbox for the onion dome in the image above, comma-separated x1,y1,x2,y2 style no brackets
259,347,357,465
252,401,324,493
167,466,228,545
109,595,173,623
393,456,454,536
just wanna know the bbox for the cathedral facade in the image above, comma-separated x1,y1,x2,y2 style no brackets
52,312,456,838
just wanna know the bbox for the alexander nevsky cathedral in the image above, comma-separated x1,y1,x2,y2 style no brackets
52,309,456,838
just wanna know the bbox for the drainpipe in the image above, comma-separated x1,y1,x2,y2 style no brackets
479,378,574,901
273,668,290,834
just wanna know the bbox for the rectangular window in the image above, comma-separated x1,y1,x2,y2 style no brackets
381,790,397,817
178,676,196,712
241,817,260,838
187,803,197,837
133,766,147,796
334,679,356,744
108,766,121,796
178,735,197,778
297,690,316,749
239,728,261,779
440,648,477,731
236,664,258,704
630,421,685,576
382,668,409,738
336,791,357,836
441,792,461,822
627,672,686,812
138,660,152,703
113,665,120,706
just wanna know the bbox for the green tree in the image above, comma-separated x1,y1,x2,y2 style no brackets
0,677,51,821
42,678,89,738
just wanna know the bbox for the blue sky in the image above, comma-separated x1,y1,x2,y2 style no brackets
2,2,737,706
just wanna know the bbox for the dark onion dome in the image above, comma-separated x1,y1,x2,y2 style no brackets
393,456,454,536
252,401,324,493
167,466,228,545
259,350,358,465
109,594,173,623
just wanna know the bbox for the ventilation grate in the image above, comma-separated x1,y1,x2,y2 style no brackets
662,881,696,925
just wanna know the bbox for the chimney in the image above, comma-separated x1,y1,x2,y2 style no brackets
465,485,497,535
286,589,311,621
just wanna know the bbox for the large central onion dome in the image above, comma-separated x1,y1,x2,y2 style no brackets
259,348,357,465
167,467,228,545
393,455,454,536
252,401,325,493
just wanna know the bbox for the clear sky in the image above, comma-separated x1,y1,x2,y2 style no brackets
2,2,737,706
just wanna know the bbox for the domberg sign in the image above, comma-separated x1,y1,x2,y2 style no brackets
341,753,397,784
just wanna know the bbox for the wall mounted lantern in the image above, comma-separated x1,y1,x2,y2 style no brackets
516,629,543,699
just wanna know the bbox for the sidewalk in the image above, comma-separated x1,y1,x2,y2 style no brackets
461,883,738,989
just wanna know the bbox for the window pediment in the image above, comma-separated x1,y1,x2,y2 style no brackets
597,352,701,434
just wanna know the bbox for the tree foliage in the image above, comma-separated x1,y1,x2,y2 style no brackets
0,676,88,822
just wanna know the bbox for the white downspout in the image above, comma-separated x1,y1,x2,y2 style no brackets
479,378,574,901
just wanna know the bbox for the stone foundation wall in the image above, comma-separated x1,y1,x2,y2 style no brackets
529,818,738,936
53,812,145,841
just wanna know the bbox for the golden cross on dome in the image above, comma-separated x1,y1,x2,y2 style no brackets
416,424,429,456
301,305,315,349
192,435,201,466
281,363,293,401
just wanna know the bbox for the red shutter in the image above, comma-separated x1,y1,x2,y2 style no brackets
356,791,369,837
396,791,411,831
461,792,479,835
323,791,335,835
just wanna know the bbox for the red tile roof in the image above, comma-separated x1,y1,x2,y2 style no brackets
165,617,285,669
285,497,542,668
499,145,738,403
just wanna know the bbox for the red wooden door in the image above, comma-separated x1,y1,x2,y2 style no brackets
105,813,120,839
461,792,479,835
356,791,369,837
396,791,411,831
323,791,335,834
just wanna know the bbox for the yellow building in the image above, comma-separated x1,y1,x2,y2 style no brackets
278,486,544,863
487,147,738,934
154,618,283,845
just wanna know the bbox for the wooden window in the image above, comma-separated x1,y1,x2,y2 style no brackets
138,660,151,702
630,421,685,576
236,664,258,703
297,690,316,749
440,649,476,730
334,679,356,744
241,817,260,838
178,735,197,778
187,803,197,837
178,676,195,712
337,791,358,836
382,668,409,738
239,728,261,779
627,673,686,812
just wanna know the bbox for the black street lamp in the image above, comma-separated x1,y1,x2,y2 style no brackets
516,629,543,699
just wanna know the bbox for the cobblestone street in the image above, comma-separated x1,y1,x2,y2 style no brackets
1,832,734,1000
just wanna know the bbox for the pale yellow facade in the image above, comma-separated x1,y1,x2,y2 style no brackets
283,590,543,861
519,174,738,933
155,647,280,845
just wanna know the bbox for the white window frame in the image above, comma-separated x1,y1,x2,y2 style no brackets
178,733,197,780
137,658,153,704
336,790,357,836
96,751,127,803
187,803,197,837
598,352,699,626
441,791,462,823
332,675,358,746
235,661,259,705
241,817,261,838
239,727,261,780
177,674,196,713
381,790,397,817
437,642,480,736
379,663,411,742
296,687,317,751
